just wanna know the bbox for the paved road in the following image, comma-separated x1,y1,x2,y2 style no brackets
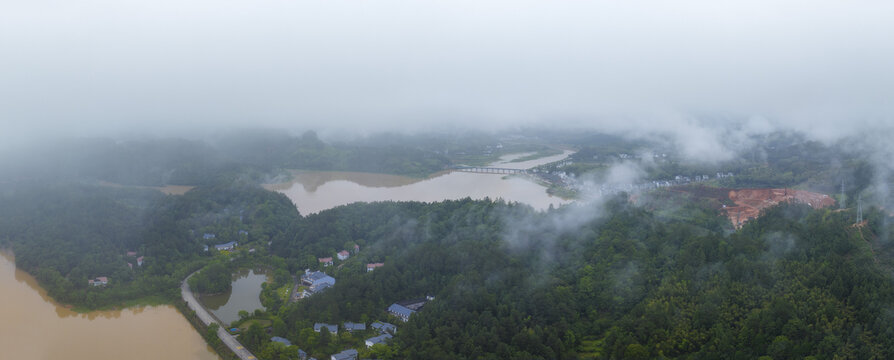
182,271,258,360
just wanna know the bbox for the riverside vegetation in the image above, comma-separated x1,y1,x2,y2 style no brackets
2,130,894,359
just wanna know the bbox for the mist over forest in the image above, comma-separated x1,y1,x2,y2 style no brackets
3,1,894,359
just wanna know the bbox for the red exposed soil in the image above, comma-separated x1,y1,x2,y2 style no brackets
673,185,835,228
725,188,835,228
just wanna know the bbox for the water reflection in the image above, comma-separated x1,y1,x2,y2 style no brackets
200,268,270,326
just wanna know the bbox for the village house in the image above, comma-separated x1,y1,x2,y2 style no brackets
318,257,333,266
387,303,415,322
366,263,384,272
330,349,358,360
314,323,338,334
239,230,249,236
398,297,432,311
127,263,133,270
203,233,216,240
365,333,392,348
136,256,144,266
297,349,308,360
215,241,237,251
126,251,137,257
371,321,397,334
270,336,292,346
337,250,350,261
88,276,108,286
343,322,365,332
310,282,331,294
353,244,359,254
301,270,336,294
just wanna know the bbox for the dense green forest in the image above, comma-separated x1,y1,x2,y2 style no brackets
253,196,894,359
0,180,299,309
3,130,894,359
0,130,466,186
559,132,871,194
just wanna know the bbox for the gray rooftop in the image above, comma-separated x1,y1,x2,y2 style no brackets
388,303,415,318
303,271,335,283
214,241,237,250
313,323,338,333
371,321,397,333
344,322,366,331
331,349,358,360
366,333,393,346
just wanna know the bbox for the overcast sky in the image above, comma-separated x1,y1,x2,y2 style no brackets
2,0,893,145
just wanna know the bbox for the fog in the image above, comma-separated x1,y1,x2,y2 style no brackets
2,0,893,149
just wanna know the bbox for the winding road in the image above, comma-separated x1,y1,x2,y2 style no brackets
182,271,258,360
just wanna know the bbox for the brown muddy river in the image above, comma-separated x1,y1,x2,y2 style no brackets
266,151,574,214
0,252,219,360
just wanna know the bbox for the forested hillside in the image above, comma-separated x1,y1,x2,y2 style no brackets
0,131,454,186
269,198,894,359
0,181,299,309
2,129,894,359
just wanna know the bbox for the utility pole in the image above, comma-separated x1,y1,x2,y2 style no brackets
840,180,846,210
857,195,863,224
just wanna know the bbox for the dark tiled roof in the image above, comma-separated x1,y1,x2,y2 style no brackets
331,349,358,360
388,303,415,318
366,333,393,346
344,322,366,331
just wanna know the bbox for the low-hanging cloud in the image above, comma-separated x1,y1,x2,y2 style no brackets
2,0,894,147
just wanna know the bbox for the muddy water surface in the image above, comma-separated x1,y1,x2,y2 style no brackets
0,252,219,360
267,151,574,214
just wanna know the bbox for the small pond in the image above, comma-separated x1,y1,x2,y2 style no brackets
200,268,270,326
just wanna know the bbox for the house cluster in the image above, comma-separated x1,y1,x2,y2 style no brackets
125,250,144,270
305,320,396,356
88,276,108,286
387,297,433,322
270,320,389,360
318,245,360,267
568,172,736,198
203,240,238,252
198,230,245,252
299,270,336,298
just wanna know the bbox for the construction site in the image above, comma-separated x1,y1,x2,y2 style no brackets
724,188,836,228
672,186,837,228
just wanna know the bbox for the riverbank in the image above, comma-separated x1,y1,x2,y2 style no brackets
182,269,259,360
174,298,239,360
0,250,178,313
68,294,174,313
0,252,219,360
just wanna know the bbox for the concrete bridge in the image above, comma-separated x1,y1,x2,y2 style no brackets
452,166,530,175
